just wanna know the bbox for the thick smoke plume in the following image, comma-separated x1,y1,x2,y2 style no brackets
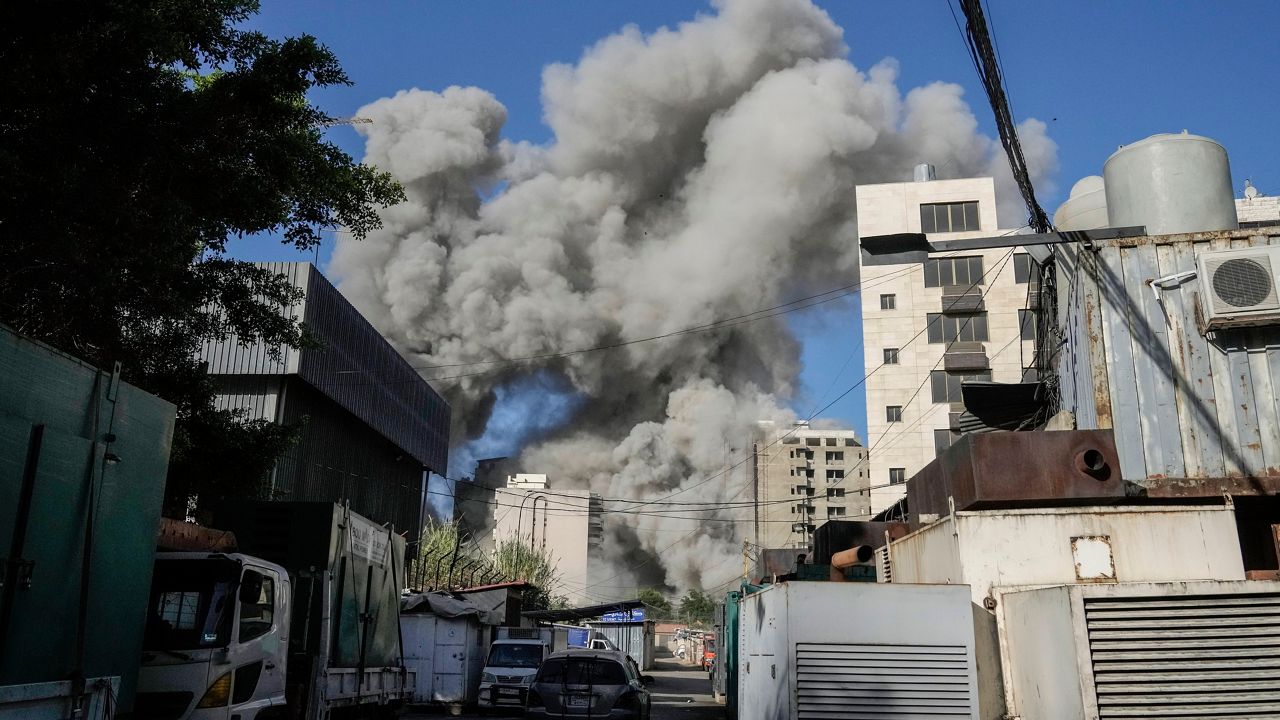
331,0,1057,595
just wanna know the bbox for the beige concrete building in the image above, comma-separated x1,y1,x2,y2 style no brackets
491,473,604,605
752,422,869,549
856,172,1035,515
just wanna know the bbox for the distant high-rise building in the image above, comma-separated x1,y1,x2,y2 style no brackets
856,172,1035,515
751,421,868,550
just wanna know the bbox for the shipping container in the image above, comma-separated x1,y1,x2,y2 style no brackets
584,621,655,670
999,580,1280,719
402,613,485,707
737,582,979,720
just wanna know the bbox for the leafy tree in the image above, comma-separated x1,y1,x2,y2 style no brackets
638,588,673,620
493,539,569,611
678,589,715,627
0,1,402,516
408,523,568,611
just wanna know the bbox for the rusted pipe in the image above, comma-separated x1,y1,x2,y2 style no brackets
831,545,874,569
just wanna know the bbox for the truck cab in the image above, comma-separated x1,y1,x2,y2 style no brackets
135,553,290,720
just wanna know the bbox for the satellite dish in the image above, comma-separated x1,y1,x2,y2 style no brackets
1244,179,1259,199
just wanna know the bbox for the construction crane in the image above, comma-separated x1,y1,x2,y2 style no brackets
318,116,372,128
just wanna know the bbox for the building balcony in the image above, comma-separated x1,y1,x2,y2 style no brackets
942,285,985,313
944,341,989,371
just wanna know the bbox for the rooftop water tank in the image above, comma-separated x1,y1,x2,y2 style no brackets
1103,131,1237,235
914,163,937,182
1052,175,1109,231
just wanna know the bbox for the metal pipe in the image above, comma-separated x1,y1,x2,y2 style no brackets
831,545,874,569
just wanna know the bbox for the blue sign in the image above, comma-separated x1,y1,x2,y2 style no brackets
567,628,591,647
600,608,646,623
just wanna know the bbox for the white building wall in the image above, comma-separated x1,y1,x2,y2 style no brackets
491,485,598,606
753,424,868,549
857,177,1034,515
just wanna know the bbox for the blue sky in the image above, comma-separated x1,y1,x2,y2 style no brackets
229,1,1280,445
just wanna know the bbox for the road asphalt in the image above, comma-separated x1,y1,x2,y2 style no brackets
404,655,723,720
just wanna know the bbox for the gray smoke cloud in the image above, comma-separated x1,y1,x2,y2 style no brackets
330,0,1057,595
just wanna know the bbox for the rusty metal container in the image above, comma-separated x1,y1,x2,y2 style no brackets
906,430,1125,528
811,521,909,565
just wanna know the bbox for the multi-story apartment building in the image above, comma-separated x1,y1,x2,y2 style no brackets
490,473,605,605
752,422,869,549
856,170,1035,515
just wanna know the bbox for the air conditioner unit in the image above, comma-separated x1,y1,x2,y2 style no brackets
1196,246,1280,328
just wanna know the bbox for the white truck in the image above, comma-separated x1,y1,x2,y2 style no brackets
134,502,414,720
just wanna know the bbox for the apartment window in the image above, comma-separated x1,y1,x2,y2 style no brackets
924,256,985,288
828,507,847,518
883,348,900,364
826,469,845,481
889,468,906,485
880,293,896,310
843,438,856,447
886,406,903,423
930,370,993,404
827,488,846,498
927,312,989,343
1019,309,1037,341
825,438,836,446
805,437,820,446
826,451,844,463
920,201,980,234
1013,253,1040,284
934,428,962,457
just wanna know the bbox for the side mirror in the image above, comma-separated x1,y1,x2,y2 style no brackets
641,675,656,687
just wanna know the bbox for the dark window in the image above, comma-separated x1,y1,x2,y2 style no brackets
826,469,845,481
883,348,900,364
920,202,980,233
930,370,994,404
238,571,274,642
144,558,239,651
825,451,844,462
1020,309,1037,341
825,438,836,446
828,507,847,517
1013,254,1040,284
927,313,989,343
880,294,896,310
843,438,856,447
805,437,820,446
924,256,985,288
487,643,544,669
934,429,962,457
536,658,627,685
886,406,903,422
233,661,264,704
889,468,906,485
827,488,846,498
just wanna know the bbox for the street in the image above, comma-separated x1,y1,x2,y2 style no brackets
404,656,722,720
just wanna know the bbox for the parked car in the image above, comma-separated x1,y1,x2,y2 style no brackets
524,649,654,719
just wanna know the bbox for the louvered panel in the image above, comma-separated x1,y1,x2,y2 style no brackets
795,643,972,719
1085,593,1280,719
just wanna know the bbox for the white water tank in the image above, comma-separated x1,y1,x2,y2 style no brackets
914,163,937,182
1053,175,1109,231
1103,131,1238,235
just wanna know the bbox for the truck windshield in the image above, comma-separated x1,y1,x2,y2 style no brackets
487,643,543,669
143,558,239,651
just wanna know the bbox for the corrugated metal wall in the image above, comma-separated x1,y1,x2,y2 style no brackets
199,261,308,376
297,265,450,473
273,378,425,533
199,263,451,475
1056,229,1280,481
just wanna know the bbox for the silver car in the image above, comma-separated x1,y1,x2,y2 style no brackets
524,649,654,719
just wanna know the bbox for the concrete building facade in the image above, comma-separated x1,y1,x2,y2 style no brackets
752,422,868,549
856,175,1034,515
490,474,605,606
